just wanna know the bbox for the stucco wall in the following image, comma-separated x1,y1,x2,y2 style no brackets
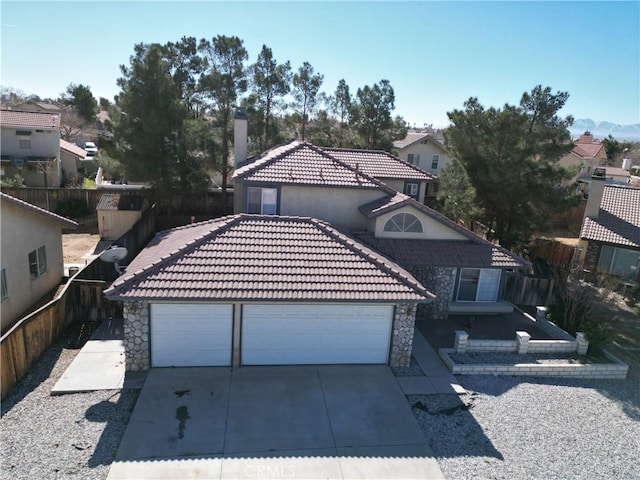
0,202,65,330
374,205,469,240
281,185,383,230
1,126,60,158
396,141,452,176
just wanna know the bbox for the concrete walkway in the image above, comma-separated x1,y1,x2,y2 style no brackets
396,330,466,395
51,317,145,394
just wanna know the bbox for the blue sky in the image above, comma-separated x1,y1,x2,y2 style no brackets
1,1,639,128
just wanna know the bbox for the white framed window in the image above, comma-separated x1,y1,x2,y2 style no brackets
598,246,640,280
407,153,420,165
29,246,47,279
1,268,8,302
247,187,278,215
383,213,423,233
431,155,439,170
457,268,501,302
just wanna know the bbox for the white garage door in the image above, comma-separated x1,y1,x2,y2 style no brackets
150,304,233,367
242,304,393,365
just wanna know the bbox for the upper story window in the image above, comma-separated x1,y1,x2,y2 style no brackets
404,182,419,199
16,130,32,136
407,153,420,165
29,246,47,279
431,154,439,170
19,139,31,149
1,268,8,302
247,187,278,215
383,213,423,233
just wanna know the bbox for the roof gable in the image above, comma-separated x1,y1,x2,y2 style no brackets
580,185,640,248
323,148,435,181
392,132,447,152
233,141,381,189
104,214,434,302
0,109,60,129
0,192,77,228
572,143,604,159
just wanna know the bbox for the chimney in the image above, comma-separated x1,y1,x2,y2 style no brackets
233,108,248,168
585,167,606,218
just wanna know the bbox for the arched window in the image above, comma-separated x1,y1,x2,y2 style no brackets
383,213,423,233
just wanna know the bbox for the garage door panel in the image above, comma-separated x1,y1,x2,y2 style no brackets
151,304,232,367
242,304,393,365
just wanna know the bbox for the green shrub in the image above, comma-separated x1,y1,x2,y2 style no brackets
1,173,25,188
54,198,91,219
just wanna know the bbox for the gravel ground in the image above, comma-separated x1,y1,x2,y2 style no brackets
410,365,640,480
1,325,139,480
450,352,610,365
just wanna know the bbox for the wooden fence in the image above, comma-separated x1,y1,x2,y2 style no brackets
1,203,158,400
1,187,233,217
504,272,554,306
528,238,578,274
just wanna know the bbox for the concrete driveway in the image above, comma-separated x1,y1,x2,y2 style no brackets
108,365,444,479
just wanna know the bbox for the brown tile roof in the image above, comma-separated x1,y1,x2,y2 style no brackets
353,235,527,268
323,148,436,181
0,192,78,228
233,141,381,189
572,143,604,158
104,214,435,303
580,185,640,248
392,132,447,152
0,109,60,129
357,192,530,268
60,139,87,159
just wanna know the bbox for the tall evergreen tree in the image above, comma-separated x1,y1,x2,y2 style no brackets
444,85,579,249
61,83,97,123
351,80,404,151
291,62,323,140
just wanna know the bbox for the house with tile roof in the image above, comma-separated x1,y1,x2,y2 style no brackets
104,214,434,370
103,112,529,372
578,171,640,282
0,109,62,187
59,138,95,183
559,132,608,184
1,193,77,332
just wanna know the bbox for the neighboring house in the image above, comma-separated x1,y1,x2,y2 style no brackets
96,193,149,240
578,170,640,282
0,109,62,187
392,132,452,176
1,193,77,332
60,138,92,182
559,133,607,184
103,214,434,370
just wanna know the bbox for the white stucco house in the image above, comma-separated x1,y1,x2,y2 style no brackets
0,110,62,187
1,193,77,332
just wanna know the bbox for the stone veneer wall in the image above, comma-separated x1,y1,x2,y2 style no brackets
123,300,150,371
389,303,417,368
408,266,456,320
583,241,600,271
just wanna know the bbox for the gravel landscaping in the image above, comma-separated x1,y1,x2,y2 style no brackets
450,352,611,365
1,324,138,480
410,365,640,480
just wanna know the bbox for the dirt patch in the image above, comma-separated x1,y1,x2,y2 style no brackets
62,233,102,264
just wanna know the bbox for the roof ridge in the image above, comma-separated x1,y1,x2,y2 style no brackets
232,140,302,179
308,217,435,300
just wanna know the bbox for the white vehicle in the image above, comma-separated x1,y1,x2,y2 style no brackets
82,141,98,156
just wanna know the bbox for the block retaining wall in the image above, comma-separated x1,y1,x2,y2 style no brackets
439,348,628,379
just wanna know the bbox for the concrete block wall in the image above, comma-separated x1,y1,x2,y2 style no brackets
535,306,575,341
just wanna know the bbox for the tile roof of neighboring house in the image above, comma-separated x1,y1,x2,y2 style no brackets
580,185,640,248
357,192,530,268
104,214,435,303
0,109,61,129
602,167,631,178
233,141,381,189
96,193,148,211
572,143,604,159
353,235,527,268
0,192,78,228
60,139,87,159
13,101,61,112
323,148,436,181
392,132,447,152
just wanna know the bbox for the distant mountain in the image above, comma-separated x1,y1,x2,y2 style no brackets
569,119,640,142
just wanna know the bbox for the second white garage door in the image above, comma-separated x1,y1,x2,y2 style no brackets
241,304,393,365
150,304,233,367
